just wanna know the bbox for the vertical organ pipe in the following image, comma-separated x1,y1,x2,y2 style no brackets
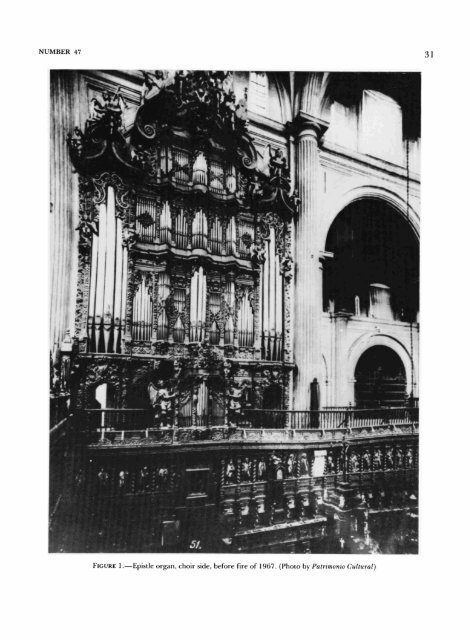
104,187,116,317
102,187,116,352
114,217,123,350
88,233,98,348
121,246,128,339
95,202,107,322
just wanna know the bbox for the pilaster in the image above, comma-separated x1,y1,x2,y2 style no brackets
50,71,80,352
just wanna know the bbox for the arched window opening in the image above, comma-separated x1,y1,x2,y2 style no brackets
95,382,116,409
94,382,117,427
323,200,419,323
354,346,406,408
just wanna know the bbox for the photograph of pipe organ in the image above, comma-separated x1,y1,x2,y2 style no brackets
50,70,419,553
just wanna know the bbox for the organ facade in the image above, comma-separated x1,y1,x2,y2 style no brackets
50,70,420,553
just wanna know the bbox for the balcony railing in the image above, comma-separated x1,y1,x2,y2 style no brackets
238,407,418,430
77,405,418,435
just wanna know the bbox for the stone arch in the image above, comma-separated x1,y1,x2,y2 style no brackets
298,72,331,120
269,73,292,123
347,333,414,398
321,185,420,252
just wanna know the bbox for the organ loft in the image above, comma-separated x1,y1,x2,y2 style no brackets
50,70,420,553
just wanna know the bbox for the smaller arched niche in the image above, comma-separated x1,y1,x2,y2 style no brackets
94,382,116,409
263,384,283,410
354,346,406,408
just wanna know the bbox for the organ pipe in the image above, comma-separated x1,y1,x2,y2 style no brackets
87,186,128,353
196,380,208,417
132,275,153,341
225,316,234,345
88,229,99,349
160,201,172,244
192,152,208,187
156,272,170,340
136,196,158,242
238,291,254,347
114,216,123,347
190,267,206,341
226,164,237,194
174,208,188,248
226,217,237,255
210,218,223,255
260,228,284,360
192,210,208,249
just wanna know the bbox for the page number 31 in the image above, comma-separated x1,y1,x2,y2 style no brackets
425,51,434,58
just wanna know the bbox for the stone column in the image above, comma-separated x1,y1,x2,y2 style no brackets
293,113,328,409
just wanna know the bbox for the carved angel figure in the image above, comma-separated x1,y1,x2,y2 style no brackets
406,448,414,467
396,448,403,468
241,458,251,482
373,449,383,470
349,451,359,472
76,212,98,246
141,70,176,102
122,226,138,249
271,454,284,480
286,453,295,477
299,452,309,476
250,242,266,269
228,382,243,411
148,382,176,428
225,459,236,483
269,146,288,180
326,452,335,473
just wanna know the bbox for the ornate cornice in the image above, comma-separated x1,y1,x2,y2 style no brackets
131,71,257,170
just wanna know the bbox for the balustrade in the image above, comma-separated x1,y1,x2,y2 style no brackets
78,405,419,444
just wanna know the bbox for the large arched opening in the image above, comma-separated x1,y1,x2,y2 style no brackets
323,199,419,323
354,345,406,408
